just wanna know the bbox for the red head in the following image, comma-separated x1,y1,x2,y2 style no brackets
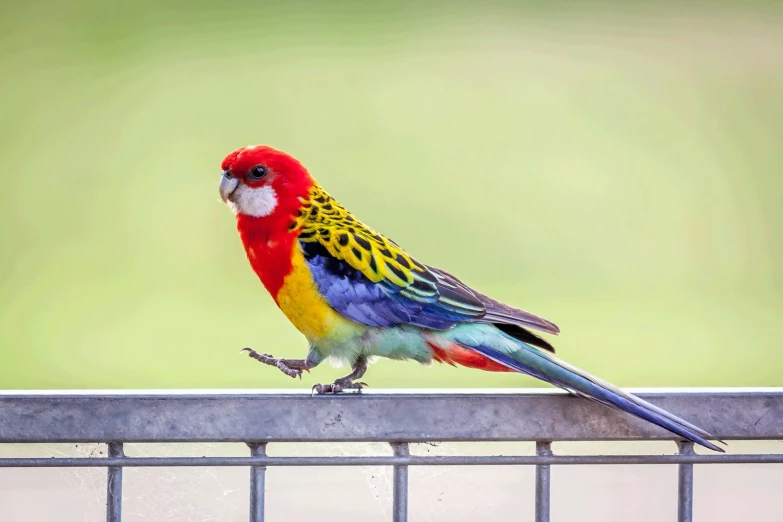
220,145,318,297
219,145,315,226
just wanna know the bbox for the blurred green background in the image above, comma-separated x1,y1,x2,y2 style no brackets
0,1,781,389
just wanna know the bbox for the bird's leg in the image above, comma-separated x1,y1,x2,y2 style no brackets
241,347,315,379
312,356,369,395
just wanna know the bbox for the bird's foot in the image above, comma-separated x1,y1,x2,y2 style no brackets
311,379,368,395
241,347,307,379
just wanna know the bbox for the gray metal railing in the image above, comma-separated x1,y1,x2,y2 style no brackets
1,388,782,522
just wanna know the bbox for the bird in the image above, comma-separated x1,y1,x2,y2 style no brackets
218,144,723,452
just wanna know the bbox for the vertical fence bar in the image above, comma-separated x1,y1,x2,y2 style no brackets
535,441,552,522
391,442,410,522
248,443,267,522
677,441,694,522
106,443,124,522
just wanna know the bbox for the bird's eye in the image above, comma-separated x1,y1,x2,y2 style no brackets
248,165,268,181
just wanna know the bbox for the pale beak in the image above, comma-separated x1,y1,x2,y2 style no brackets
219,170,239,203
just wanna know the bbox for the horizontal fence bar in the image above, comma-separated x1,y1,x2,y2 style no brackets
1,454,782,468
1,389,781,443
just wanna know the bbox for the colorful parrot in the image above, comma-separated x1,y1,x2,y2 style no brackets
218,145,723,452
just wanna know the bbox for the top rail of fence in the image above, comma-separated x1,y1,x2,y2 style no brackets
0,388,781,444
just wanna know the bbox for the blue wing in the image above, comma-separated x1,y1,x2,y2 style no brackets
303,241,469,329
301,241,559,351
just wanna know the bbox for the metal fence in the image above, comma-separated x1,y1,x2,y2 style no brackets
1,389,782,522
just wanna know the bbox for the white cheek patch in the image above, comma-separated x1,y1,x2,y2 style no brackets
227,185,278,217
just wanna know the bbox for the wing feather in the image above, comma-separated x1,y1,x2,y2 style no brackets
295,185,559,350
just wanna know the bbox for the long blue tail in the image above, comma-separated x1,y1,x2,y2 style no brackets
470,342,724,452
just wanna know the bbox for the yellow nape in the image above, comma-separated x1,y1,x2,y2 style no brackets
291,184,428,288
276,245,359,342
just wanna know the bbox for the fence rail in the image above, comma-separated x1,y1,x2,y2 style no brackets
1,388,782,522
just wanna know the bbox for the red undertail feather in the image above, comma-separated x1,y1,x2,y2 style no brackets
428,341,514,373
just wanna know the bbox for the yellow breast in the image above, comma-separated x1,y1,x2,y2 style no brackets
275,246,359,341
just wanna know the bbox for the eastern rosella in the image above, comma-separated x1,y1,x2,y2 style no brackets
218,145,723,452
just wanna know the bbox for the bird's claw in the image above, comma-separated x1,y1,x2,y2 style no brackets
241,347,302,379
276,360,302,379
241,347,270,362
311,381,368,396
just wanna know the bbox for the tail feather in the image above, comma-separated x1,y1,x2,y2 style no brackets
468,343,725,452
